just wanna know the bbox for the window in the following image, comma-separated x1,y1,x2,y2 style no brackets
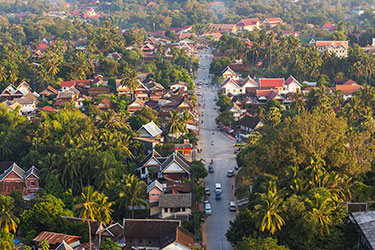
30,181,35,186
182,208,186,212
164,208,168,213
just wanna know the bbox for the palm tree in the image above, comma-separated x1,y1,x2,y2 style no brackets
181,110,193,134
75,186,99,250
118,174,147,218
254,181,285,236
0,195,19,233
291,90,306,113
121,69,139,100
168,110,183,138
95,192,114,246
306,192,334,237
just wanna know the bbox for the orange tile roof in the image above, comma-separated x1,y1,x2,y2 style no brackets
335,84,362,95
259,78,284,88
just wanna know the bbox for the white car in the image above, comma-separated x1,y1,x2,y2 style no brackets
205,187,210,196
205,203,212,215
197,92,202,96
229,201,236,211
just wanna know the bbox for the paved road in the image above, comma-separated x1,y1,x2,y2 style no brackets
196,48,236,250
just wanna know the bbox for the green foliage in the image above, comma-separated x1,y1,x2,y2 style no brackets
191,160,208,179
100,238,121,250
216,94,232,112
235,237,289,250
0,232,17,250
216,110,235,126
0,195,19,233
210,57,232,76
226,209,257,246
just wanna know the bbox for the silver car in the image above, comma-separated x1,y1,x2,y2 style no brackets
229,201,236,211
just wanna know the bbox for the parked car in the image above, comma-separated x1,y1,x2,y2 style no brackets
229,201,236,211
205,187,210,196
215,191,221,200
204,196,209,204
227,170,234,177
197,92,202,96
208,164,214,173
205,203,212,216
234,165,239,170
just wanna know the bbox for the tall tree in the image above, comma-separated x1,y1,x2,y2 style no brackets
95,193,113,246
75,186,98,250
118,174,147,218
0,195,19,233
254,181,285,236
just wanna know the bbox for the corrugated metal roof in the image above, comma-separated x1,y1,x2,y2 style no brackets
33,231,80,245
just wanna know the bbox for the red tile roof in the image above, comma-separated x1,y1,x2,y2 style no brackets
258,78,284,88
265,17,282,23
33,231,80,245
316,41,348,48
61,81,76,88
237,18,260,26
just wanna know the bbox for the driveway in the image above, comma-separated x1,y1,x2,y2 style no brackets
196,48,236,250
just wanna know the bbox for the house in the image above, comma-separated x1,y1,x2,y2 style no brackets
176,96,195,112
222,66,240,80
117,79,149,100
256,89,284,102
123,219,194,250
335,84,363,100
33,231,81,250
321,24,337,32
54,87,80,108
147,179,164,203
38,106,57,113
1,81,32,100
236,18,261,31
283,75,302,94
235,115,263,139
56,241,74,250
258,78,285,92
88,87,110,98
210,24,237,34
221,76,258,95
13,93,39,115
127,98,145,113
138,149,165,180
39,85,58,98
227,102,246,120
1,100,21,113
264,17,283,27
159,151,191,181
146,80,165,100
96,223,125,247
349,211,375,250
91,75,107,87
0,162,40,195
134,80,150,100
169,81,189,91
315,41,349,58
158,193,192,220
138,121,163,139
97,97,113,111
